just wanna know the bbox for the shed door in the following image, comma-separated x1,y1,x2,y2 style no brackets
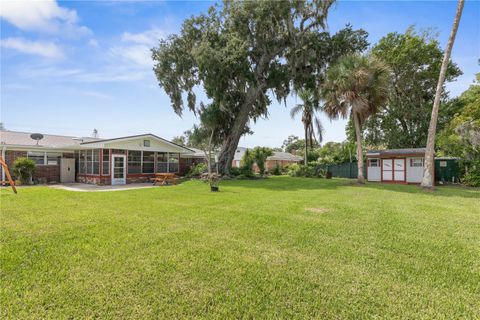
382,159,393,181
394,158,406,182
60,158,76,183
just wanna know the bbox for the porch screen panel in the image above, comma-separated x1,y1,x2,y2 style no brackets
79,150,86,174
102,150,110,175
86,150,93,174
92,150,100,175
168,153,179,173
128,151,142,173
142,151,155,173
156,152,168,173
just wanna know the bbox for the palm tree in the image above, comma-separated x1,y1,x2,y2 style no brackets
321,54,390,183
421,0,465,188
290,89,324,165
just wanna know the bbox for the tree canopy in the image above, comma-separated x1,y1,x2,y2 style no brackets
152,0,368,174
364,27,462,148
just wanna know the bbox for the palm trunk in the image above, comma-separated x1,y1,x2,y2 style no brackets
304,123,308,166
353,112,365,184
421,0,464,189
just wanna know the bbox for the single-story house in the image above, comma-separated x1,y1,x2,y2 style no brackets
0,130,198,185
231,147,302,172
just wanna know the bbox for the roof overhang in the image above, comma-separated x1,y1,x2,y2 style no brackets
79,133,194,153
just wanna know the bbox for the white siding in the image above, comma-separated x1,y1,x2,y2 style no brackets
406,157,424,183
367,167,381,181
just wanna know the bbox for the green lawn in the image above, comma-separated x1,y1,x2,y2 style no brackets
1,177,479,319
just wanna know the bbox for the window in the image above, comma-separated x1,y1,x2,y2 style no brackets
368,159,379,167
46,153,61,165
168,153,179,173
410,158,424,167
27,152,45,165
142,151,155,173
102,149,110,175
157,152,168,173
128,151,142,173
144,140,150,147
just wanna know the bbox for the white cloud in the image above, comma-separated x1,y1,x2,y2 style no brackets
109,27,166,68
110,44,153,68
88,39,99,47
0,37,64,59
121,28,165,46
0,0,91,36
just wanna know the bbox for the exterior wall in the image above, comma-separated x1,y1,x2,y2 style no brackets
5,150,63,183
77,175,111,185
265,159,298,171
406,157,423,183
180,157,206,176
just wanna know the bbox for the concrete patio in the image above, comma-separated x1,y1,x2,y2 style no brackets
49,183,159,192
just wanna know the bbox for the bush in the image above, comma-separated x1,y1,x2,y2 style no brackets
229,167,242,177
272,164,282,176
287,163,324,178
186,163,208,177
462,161,480,187
12,157,36,184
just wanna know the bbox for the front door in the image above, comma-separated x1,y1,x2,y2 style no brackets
112,155,126,185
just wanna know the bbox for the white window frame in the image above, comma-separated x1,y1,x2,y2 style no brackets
369,158,379,167
411,158,424,167
27,151,61,166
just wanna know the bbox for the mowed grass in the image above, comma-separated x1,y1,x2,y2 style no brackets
1,177,479,319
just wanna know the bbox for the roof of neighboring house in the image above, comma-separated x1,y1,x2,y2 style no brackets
232,147,302,162
0,130,99,149
181,147,207,158
267,151,303,162
367,148,426,156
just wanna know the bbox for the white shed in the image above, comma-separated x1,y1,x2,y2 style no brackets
366,148,426,184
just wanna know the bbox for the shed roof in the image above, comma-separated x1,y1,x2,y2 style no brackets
367,148,426,156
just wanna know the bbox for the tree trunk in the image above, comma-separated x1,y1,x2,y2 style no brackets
217,101,254,175
304,123,308,166
353,112,365,184
421,0,464,189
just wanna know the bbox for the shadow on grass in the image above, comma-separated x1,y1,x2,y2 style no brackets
225,176,480,199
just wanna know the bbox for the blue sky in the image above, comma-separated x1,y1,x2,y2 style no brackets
1,0,479,147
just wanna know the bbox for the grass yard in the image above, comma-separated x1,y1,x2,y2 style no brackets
1,177,479,319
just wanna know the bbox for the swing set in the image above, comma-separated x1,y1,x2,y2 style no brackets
0,156,17,194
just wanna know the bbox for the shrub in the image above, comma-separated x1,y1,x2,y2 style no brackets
229,167,242,177
186,163,207,177
272,164,282,176
12,157,36,184
462,161,480,187
287,163,324,178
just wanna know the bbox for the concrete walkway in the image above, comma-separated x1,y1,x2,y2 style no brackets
49,183,158,192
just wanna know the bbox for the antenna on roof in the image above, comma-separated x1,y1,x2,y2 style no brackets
30,133,44,145
92,128,99,138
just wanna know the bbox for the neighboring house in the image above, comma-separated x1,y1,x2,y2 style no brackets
366,148,460,184
0,130,196,185
231,147,302,172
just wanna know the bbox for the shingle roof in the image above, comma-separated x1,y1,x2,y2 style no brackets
367,148,426,156
0,130,99,148
267,151,303,161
